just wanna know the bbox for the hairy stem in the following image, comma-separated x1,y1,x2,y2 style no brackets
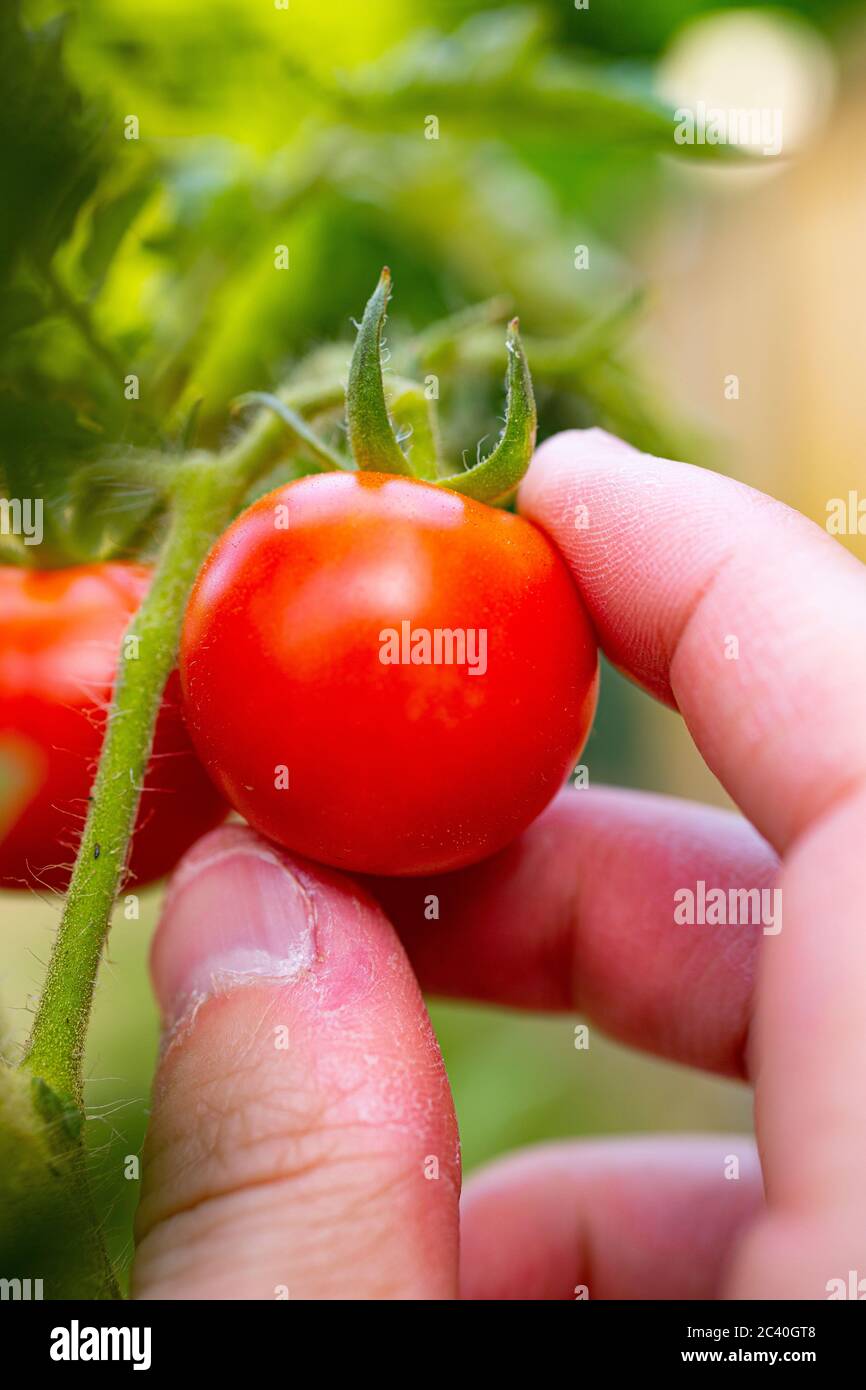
20,457,238,1101
21,380,301,1094
21,377,349,1104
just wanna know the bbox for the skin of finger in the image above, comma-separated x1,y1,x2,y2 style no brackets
370,786,778,1076
727,1207,866,1301
132,831,460,1300
518,428,866,857
519,430,866,1294
727,785,866,1297
459,1137,764,1300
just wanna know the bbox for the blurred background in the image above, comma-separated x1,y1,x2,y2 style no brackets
2,0,865,1287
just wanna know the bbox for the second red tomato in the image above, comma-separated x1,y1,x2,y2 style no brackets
0,564,227,893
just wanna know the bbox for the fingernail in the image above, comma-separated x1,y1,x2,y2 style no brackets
151,825,317,1027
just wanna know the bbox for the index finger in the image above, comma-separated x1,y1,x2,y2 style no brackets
519,429,866,855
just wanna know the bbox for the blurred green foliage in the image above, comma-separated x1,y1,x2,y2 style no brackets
1,0,840,1290
1,0,729,510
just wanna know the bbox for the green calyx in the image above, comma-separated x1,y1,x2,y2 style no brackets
435,318,536,503
346,269,416,477
346,269,537,504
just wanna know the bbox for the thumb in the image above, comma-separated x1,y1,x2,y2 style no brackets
131,825,460,1300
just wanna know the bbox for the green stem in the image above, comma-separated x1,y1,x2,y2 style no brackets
23,404,293,1100
221,379,348,478
21,457,238,1100
232,392,352,473
22,415,289,1099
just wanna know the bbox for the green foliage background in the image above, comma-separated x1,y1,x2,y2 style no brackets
0,0,850,1288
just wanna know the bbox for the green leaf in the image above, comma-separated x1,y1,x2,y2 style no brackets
323,8,737,157
0,286,45,342
0,5,107,276
0,393,164,566
78,178,156,295
0,392,95,500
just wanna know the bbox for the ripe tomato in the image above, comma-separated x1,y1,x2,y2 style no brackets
180,472,598,876
0,564,227,892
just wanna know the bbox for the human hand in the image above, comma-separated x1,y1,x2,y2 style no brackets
131,429,866,1300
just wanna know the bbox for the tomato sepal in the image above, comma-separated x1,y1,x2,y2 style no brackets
434,317,537,504
347,270,537,504
346,268,417,477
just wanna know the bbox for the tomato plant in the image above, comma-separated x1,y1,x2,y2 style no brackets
0,0,734,1303
181,470,598,875
3,265,600,1295
0,564,227,892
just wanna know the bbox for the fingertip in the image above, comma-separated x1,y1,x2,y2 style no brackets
518,427,642,518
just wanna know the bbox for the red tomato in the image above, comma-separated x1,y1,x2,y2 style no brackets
0,564,227,892
180,472,598,876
